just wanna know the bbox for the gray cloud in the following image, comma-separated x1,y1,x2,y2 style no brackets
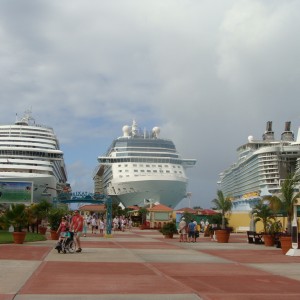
0,0,299,208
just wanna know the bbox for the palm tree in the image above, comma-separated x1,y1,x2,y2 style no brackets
212,190,232,229
263,173,300,235
251,200,275,233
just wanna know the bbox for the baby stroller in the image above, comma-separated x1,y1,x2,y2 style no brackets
55,230,75,254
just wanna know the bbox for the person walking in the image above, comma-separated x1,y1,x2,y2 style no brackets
83,215,88,237
70,210,84,253
99,218,105,237
178,217,187,242
188,219,196,243
91,215,98,234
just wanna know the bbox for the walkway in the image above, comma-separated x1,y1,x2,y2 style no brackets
1,230,300,299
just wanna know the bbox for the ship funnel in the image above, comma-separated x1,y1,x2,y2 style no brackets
296,127,300,144
281,121,294,141
122,125,130,137
152,127,160,138
262,121,274,141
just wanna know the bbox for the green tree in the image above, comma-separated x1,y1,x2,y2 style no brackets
1,203,30,232
138,207,148,225
212,190,232,229
251,200,275,233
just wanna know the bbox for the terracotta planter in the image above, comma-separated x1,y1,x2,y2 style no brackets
280,236,292,254
12,231,26,244
38,226,47,235
263,234,275,247
164,234,174,239
50,230,59,240
215,229,230,243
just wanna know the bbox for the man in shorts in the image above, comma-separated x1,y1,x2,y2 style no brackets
188,219,196,243
178,217,187,242
70,210,84,252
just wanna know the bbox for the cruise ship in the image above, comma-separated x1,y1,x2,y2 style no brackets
218,121,300,211
0,110,69,203
93,120,196,208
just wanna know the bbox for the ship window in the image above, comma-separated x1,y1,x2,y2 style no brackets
147,170,151,172
166,170,170,173
153,170,157,173
165,165,168,167
119,175,123,178
174,171,177,173
141,170,145,172
152,165,156,167
133,164,137,167
118,164,121,167
139,164,144,167
125,170,129,172
146,164,150,167
118,170,122,172
125,164,128,167
158,165,162,167
173,166,176,168
134,170,138,172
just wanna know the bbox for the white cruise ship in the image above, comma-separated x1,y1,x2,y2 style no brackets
0,110,69,203
93,120,196,208
218,121,300,211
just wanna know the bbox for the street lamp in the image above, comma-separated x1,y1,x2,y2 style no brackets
186,192,192,208
286,198,300,256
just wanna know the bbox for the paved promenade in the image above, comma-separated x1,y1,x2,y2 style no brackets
1,229,300,300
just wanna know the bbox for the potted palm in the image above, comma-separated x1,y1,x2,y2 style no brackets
263,173,300,253
2,203,29,244
251,200,276,246
212,190,232,243
159,221,178,238
31,200,52,234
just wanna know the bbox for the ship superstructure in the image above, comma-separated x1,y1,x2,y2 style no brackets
94,120,196,208
0,110,68,202
218,121,300,211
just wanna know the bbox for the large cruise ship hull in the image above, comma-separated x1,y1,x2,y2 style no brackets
218,121,300,212
95,120,196,208
108,177,187,208
0,111,68,204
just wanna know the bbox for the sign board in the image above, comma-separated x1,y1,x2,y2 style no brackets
0,181,33,203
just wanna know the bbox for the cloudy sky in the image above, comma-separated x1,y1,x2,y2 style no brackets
1,0,300,209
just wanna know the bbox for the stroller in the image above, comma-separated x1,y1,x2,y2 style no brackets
55,230,76,254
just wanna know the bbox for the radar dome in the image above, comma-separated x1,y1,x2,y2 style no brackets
152,127,160,138
122,125,130,137
248,135,254,142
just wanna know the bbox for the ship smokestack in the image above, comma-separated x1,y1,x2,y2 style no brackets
281,121,294,141
262,121,274,141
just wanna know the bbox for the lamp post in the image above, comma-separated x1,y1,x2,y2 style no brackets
186,192,192,208
286,198,300,256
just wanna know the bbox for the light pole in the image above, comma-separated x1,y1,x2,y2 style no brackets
286,198,300,256
186,192,192,208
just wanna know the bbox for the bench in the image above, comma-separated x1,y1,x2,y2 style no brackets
235,226,250,233
247,231,263,244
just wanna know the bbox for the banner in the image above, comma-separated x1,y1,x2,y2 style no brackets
0,181,33,203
